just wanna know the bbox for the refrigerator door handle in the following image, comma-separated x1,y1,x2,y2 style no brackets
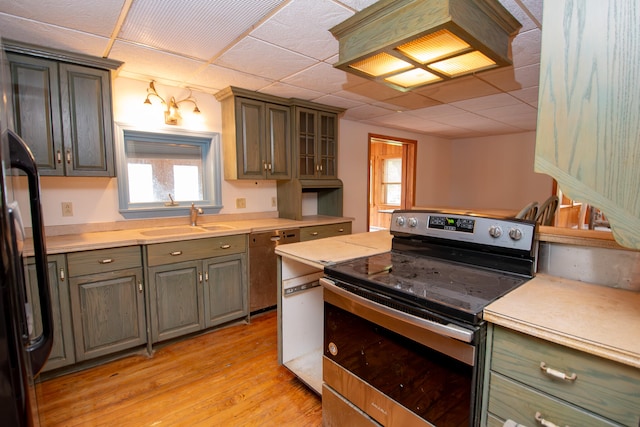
8,130,53,376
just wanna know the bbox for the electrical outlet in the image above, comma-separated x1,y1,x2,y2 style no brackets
271,197,277,208
61,202,73,217
236,198,246,209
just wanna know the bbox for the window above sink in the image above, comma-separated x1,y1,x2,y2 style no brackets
114,123,223,219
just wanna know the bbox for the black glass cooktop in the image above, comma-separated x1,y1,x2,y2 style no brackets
324,251,529,325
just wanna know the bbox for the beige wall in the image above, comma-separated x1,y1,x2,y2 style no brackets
22,77,553,230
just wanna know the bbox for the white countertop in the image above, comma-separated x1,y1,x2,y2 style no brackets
484,273,640,368
275,230,392,269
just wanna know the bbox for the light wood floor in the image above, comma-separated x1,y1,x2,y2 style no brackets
36,310,322,426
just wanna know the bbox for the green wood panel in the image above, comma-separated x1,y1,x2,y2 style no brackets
148,260,204,342
67,246,142,277
146,235,246,267
204,253,247,328
7,53,64,175
534,0,640,249
488,372,620,426
25,254,75,371
70,268,146,361
265,103,291,179
236,97,266,178
491,326,640,426
59,63,114,176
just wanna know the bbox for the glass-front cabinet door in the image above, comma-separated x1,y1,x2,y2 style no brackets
295,107,338,179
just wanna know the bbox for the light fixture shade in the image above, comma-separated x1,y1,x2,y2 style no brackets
330,0,522,92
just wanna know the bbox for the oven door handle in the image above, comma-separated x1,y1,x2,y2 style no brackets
321,278,475,343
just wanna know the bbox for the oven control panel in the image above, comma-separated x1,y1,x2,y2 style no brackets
390,210,535,251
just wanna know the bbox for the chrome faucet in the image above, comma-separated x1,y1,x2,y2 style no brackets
190,203,203,226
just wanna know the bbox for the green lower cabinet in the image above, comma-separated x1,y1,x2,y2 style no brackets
204,253,247,328
67,246,146,362
148,260,205,343
484,325,640,427
25,254,75,371
146,235,249,344
69,267,146,362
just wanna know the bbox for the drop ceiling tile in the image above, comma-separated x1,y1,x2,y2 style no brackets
312,94,364,110
119,0,286,60
450,93,521,112
188,64,274,93
0,0,123,37
377,93,442,110
0,15,109,56
282,62,351,93
250,0,351,60
511,28,542,68
342,104,397,121
214,37,316,81
415,76,502,103
479,63,540,92
340,80,408,102
509,86,540,106
337,0,380,11
406,104,470,120
259,82,324,100
110,41,206,83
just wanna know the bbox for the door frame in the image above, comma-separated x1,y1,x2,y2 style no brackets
367,134,417,231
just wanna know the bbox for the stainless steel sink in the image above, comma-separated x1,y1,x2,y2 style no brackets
139,226,206,236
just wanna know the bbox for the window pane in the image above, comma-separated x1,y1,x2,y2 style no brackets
384,158,402,182
384,183,402,205
128,163,154,203
174,165,200,201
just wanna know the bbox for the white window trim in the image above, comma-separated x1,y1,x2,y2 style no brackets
114,122,223,219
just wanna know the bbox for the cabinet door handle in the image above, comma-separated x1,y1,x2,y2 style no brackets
138,281,143,293
338,228,344,232
56,150,62,164
205,272,209,282
220,244,231,249
534,411,565,427
263,162,268,171
311,232,319,236
170,251,183,256
539,362,577,382
268,163,272,171
59,268,65,281
66,150,71,164
98,258,113,264
198,272,203,283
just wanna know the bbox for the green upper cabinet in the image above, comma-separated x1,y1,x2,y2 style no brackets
534,1,640,249
5,41,121,177
216,87,291,180
294,105,340,180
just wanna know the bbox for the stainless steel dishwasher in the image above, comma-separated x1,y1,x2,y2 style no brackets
249,229,300,313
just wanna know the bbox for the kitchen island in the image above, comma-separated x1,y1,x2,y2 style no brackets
275,230,392,393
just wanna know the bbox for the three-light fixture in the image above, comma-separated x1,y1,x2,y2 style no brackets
330,0,522,92
143,81,201,125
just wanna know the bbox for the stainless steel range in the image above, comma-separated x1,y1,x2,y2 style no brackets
321,210,537,427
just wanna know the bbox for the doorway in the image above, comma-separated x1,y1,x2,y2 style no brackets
368,134,417,231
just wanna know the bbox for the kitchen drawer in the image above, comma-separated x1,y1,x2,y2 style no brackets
488,372,620,426
147,235,246,267
491,326,640,426
300,222,351,241
67,246,141,277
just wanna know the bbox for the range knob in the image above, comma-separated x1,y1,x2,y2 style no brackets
488,225,502,238
395,216,406,226
509,227,523,241
407,217,418,228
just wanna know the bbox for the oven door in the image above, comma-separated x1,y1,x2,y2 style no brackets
322,278,484,427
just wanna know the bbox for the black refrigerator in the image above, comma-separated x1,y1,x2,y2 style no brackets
0,36,54,426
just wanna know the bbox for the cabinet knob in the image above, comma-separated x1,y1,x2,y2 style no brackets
338,228,344,233
220,244,231,249
169,251,183,256
311,232,319,236
534,411,563,427
98,258,113,264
